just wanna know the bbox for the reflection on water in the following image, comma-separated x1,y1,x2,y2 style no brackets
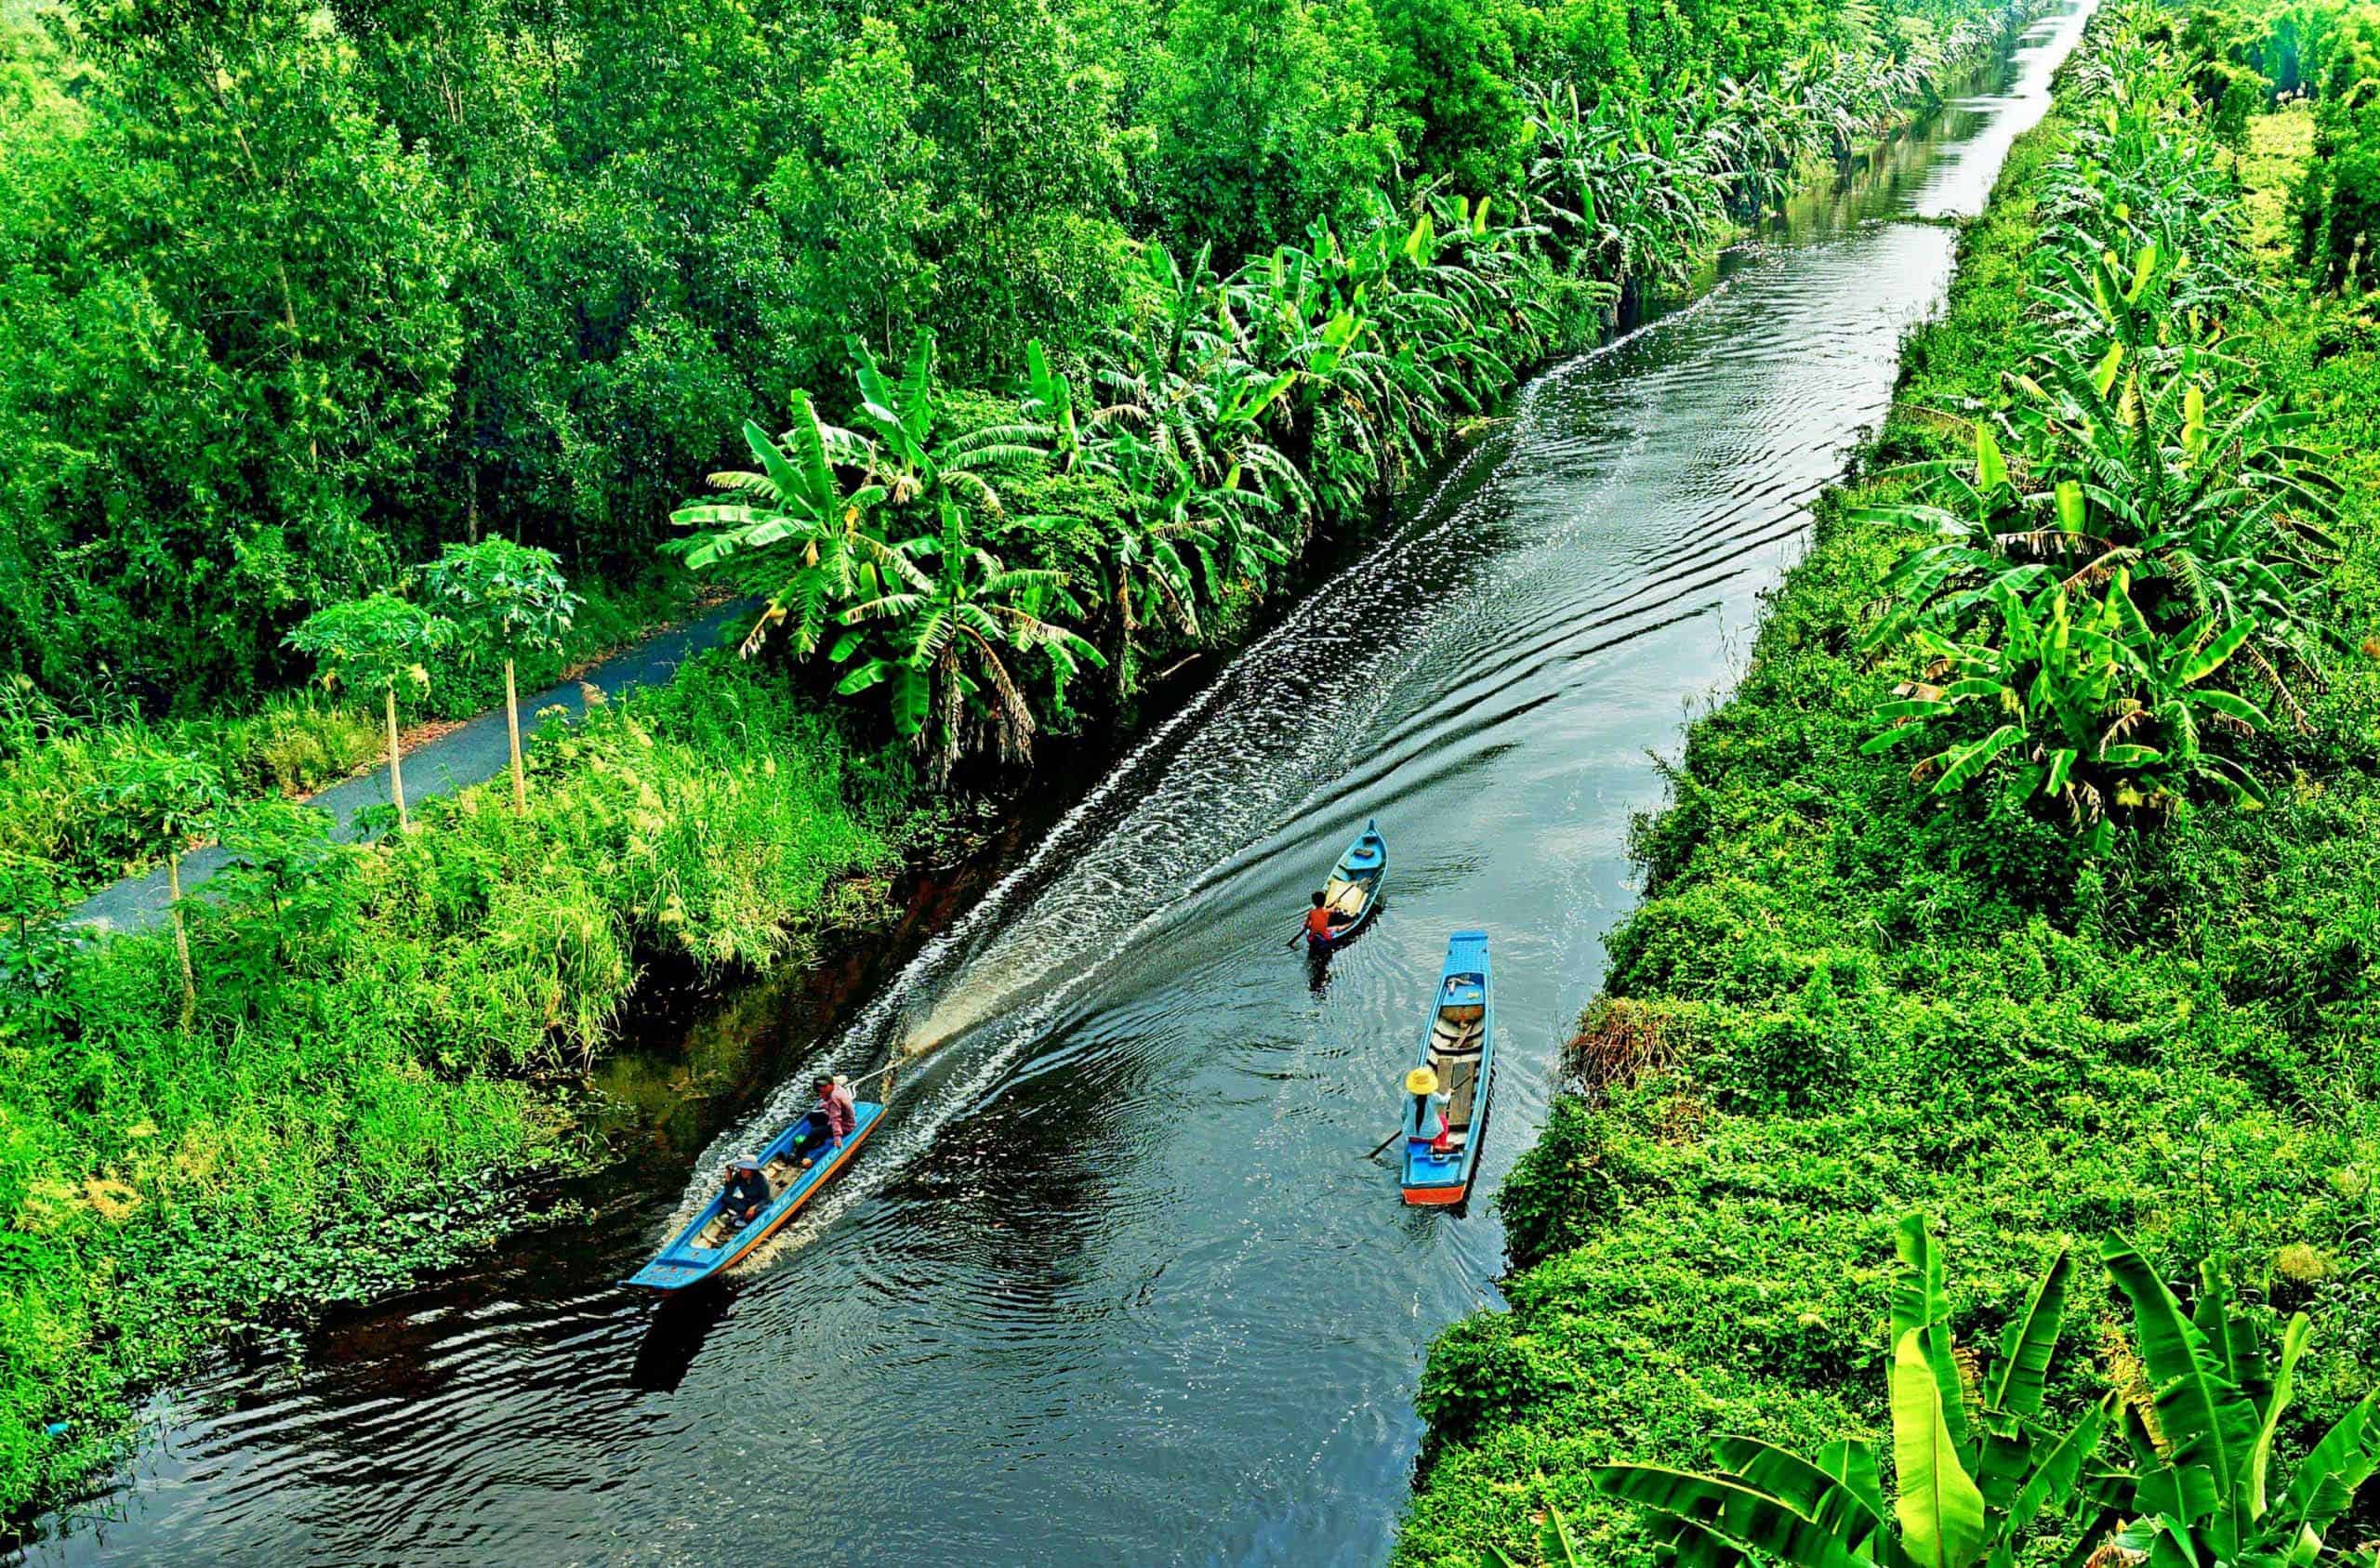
24,7,2090,1564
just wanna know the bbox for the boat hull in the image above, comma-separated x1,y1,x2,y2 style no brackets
1398,930,1493,1207
628,1101,883,1291
1309,821,1387,946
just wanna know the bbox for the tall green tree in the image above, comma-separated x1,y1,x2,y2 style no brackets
1146,0,1403,255
1,0,463,708
752,18,942,381
1375,0,1527,197
904,0,1140,371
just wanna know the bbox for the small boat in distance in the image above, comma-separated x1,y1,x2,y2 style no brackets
1307,820,1387,945
627,1101,883,1291
1401,931,1493,1207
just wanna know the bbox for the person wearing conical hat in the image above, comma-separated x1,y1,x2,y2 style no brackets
1406,1066,1452,1155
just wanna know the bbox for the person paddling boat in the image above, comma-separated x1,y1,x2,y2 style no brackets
1298,823,1387,948
1304,890,1344,943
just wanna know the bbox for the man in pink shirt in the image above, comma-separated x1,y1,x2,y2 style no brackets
793,1074,857,1169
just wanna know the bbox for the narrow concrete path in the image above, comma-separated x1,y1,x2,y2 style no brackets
70,600,755,935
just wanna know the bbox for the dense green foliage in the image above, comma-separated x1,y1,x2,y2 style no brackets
664,5,2029,778
1864,20,2340,835
0,0,2014,720
0,659,909,1514
1576,1218,2379,1568
1397,8,2380,1565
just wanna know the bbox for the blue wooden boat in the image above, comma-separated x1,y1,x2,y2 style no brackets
627,1101,883,1290
1307,820,1387,945
1400,931,1493,1206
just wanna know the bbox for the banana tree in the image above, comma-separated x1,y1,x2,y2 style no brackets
668,398,910,658
1039,427,1206,700
1592,1216,2107,1568
1183,482,1292,608
832,505,1104,784
1521,82,1728,291
1022,338,1086,476
847,328,1050,513
1863,570,2273,836
1086,243,1236,492
2006,328,2341,722
2093,1236,2380,1568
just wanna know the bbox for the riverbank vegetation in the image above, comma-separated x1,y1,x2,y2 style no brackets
4,0,2037,1529
0,661,908,1517
1397,4,2380,1562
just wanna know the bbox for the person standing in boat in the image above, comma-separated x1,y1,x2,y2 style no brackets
792,1074,857,1169
721,1158,773,1228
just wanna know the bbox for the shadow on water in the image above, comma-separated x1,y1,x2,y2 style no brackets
627,1289,734,1399
21,7,2092,1563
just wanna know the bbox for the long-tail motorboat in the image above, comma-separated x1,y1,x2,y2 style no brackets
627,1101,883,1291
1307,820,1387,946
1400,930,1492,1206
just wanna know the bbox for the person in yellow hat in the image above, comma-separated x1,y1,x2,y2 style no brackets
1406,1066,1452,1156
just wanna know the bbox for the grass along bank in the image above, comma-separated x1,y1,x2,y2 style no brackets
1395,10,2380,1566
1,573,694,904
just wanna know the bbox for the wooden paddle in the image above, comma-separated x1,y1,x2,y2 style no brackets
1366,1127,1404,1159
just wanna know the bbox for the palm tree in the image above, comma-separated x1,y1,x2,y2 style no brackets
832,506,1105,784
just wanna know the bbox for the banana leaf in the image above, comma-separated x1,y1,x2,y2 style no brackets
1891,1329,1988,1568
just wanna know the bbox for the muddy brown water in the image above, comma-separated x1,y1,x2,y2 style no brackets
24,10,2091,1561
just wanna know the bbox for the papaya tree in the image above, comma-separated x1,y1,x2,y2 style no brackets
421,536,578,813
88,750,226,1033
1590,1215,2107,1568
1865,571,2275,841
284,593,449,831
